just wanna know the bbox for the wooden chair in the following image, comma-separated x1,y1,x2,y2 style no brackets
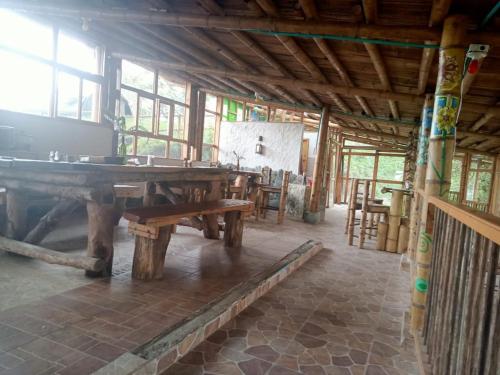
257,170,290,224
125,199,254,280
346,179,389,248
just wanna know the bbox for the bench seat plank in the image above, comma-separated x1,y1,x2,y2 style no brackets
124,199,254,226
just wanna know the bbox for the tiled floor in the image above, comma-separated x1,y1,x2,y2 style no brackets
0,206,417,375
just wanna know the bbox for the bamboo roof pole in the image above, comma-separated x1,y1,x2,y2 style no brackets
180,27,297,104
4,1,500,44
195,0,310,106
252,0,353,112
305,106,331,223
362,0,400,134
411,15,468,332
469,101,500,131
114,54,428,103
105,23,259,97
417,0,451,95
126,24,264,97
298,0,381,133
82,22,241,95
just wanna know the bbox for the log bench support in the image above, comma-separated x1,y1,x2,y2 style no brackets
132,226,173,280
125,199,253,281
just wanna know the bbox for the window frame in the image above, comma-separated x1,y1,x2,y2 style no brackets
0,20,104,125
119,66,189,159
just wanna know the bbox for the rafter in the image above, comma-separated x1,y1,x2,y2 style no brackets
361,0,400,129
184,2,300,105
114,54,427,103
5,1,500,45
254,0,353,112
298,0,376,128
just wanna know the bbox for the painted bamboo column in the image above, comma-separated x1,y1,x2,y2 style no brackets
305,106,330,224
407,94,434,260
411,15,467,331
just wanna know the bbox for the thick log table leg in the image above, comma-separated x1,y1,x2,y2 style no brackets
203,181,221,239
86,201,117,277
5,190,28,240
132,226,172,280
224,211,243,248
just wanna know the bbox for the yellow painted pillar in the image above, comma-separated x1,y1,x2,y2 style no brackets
411,15,467,331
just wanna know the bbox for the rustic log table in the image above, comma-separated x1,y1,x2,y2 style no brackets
0,158,229,276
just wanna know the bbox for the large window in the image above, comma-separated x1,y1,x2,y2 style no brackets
0,10,103,122
202,94,221,162
119,61,188,159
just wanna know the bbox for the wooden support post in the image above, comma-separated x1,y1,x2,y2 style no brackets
277,171,291,224
397,223,409,254
86,201,118,277
376,222,388,251
359,180,370,249
305,106,330,224
202,181,221,239
490,155,500,216
408,94,434,261
132,227,172,280
347,179,360,246
5,190,28,240
411,15,467,332
386,189,404,252
186,83,200,161
223,211,243,248
194,90,206,162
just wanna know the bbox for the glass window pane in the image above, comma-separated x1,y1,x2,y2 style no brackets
119,134,134,156
203,112,216,144
58,32,99,74
169,141,183,159
466,171,477,201
0,50,52,116
205,94,217,112
450,158,462,193
173,105,186,140
136,136,166,157
0,10,53,59
159,103,171,136
477,172,492,203
57,72,80,119
120,89,137,131
202,145,213,162
138,97,154,132
81,80,100,122
158,76,186,102
349,156,375,180
377,156,405,181
121,60,154,92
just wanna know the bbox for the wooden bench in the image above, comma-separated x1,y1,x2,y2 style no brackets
124,199,254,280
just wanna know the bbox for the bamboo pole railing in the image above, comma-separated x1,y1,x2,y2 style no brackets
418,196,500,375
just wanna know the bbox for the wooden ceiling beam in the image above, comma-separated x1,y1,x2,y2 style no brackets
429,0,453,27
299,0,374,117
5,1,500,45
417,44,436,95
109,54,431,104
361,0,400,129
417,0,451,95
469,101,500,132
106,23,261,97
254,0,352,111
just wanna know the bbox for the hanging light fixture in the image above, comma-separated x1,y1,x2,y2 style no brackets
255,136,263,154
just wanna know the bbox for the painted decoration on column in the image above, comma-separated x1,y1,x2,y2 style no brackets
432,95,459,136
417,105,433,165
436,48,463,93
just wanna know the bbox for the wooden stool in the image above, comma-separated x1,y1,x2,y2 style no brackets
359,180,389,249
